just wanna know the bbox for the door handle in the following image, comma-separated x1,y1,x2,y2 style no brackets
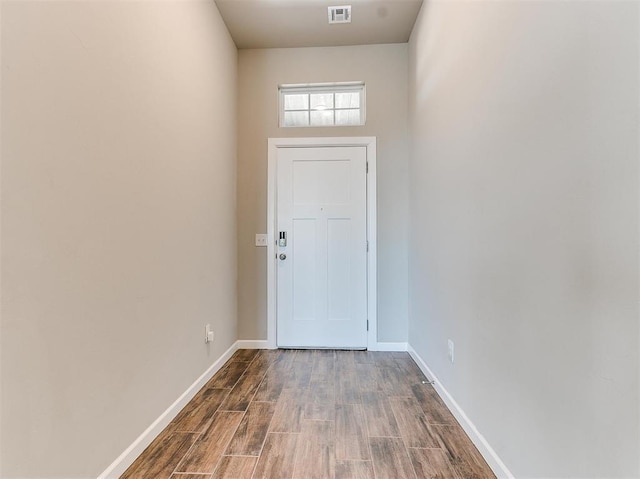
279,253,287,261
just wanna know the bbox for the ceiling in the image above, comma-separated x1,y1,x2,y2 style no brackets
215,0,424,49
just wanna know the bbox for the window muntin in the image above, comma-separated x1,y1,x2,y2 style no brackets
279,83,365,128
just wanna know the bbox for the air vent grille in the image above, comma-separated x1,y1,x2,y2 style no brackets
328,5,351,24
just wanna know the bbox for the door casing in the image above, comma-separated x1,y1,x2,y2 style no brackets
267,137,377,349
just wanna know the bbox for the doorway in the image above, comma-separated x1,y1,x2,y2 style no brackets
267,137,377,349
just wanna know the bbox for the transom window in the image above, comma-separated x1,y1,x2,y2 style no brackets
279,82,366,128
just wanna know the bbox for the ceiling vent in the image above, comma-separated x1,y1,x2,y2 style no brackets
328,5,351,24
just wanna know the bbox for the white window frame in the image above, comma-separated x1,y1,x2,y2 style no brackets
278,82,366,128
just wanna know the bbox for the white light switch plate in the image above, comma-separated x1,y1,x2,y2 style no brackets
255,234,268,247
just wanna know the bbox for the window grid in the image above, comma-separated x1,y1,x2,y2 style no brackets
279,83,365,128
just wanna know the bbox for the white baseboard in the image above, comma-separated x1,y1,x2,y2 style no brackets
407,344,515,479
97,341,239,479
236,339,407,352
236,339,270,349
369,341,408,352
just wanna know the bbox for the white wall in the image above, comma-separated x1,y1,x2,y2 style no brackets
0,1,237,477
408,1,639,477
237,44,409,343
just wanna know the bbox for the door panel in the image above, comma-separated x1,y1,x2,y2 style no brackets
327,218,350,320
276,146,367,348
292,218,316,321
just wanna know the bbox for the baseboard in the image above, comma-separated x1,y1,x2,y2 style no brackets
236,339,270,349
97,341,239,479
370,341,408,352
407,344,515,479
236,339,406,351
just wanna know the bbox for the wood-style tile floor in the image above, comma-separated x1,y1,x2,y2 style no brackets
121,349,496,479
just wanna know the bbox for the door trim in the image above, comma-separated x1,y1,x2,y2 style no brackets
267,137,377,350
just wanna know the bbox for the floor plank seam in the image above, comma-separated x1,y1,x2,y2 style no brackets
209,410,248,476
168,432,203,479
245,374,282,469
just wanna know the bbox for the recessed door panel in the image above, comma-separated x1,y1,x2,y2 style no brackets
328,218,351,321
292,218,317,321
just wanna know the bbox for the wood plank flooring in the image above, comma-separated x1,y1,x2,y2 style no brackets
120,349,496,479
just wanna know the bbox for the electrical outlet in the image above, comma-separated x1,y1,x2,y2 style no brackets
255,234,268,247
205,324,214,344
448,339,454,364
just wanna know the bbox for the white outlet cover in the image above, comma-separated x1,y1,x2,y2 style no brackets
255,234,268,247
205,324,214,343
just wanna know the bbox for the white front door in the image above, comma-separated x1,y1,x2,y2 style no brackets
276,146,368,348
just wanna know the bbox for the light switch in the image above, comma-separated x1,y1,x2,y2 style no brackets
255,234,268,247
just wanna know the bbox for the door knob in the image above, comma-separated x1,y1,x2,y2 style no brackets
279,253,287,260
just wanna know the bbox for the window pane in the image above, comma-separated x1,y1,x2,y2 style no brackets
310,93,334,111
310,110,334,126
335,92,360,109
283,111,309,127
335,109,361,126
284,94,308,111
280,83,364,127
